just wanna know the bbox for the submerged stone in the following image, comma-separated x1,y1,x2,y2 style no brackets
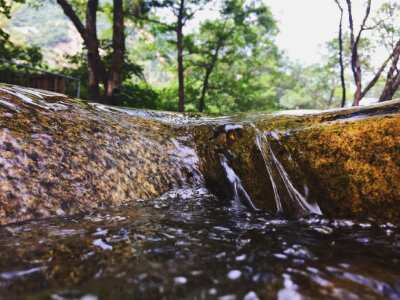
0,84,400,224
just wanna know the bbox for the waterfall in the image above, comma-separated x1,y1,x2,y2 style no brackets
255,131,322,215
220,155,258,210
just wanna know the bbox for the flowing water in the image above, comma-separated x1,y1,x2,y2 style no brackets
1,85,400,299
255,131,321,215
0,187,399,299
220,155,258,211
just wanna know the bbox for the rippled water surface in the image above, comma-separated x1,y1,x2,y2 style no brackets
0,188,399,299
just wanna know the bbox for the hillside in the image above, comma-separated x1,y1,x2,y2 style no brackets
5,2,83,66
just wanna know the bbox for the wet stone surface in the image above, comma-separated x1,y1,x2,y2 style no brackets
0,187,399,299
1,84,400,224
1,84,400,298
0,85,202,225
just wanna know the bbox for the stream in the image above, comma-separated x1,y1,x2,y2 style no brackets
1,84,400,299
0,187,399,299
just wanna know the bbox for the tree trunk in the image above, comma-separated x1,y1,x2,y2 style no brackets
86,0,109,103
87,55,101,101
346,0,371,106
390,75,400,99
380,39,400,101
352,56,362,106
57,0,108,102
328,86,336,107
106,0,125,106
199,45,221,112
177,0,185,112
199,69,211,113
334,0,346,107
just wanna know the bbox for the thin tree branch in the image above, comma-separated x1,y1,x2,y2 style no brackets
354,0,371,48
334,0,346,107
346,0,355,46
135,15,176,31
363,17,387,30
56,0,86,40
379,38,400,101
360,54,392,99
183,4,207,25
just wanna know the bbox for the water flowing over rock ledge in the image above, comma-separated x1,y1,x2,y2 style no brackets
1,84,399,225
0,85,203,225
195,104,400,223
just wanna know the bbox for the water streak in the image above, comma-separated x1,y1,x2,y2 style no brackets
220,155,258,210
255,131,322,215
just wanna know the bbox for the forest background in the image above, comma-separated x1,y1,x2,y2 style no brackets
1,0,399,113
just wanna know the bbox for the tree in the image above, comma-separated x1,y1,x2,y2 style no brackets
183,0,279,112
377,2,400,101
185,0,277,112
333,0,346,107
191,19,229,112
279,62,342,110
379,39,400,101
0,0,25,49
343,0,399,106
134,0,210,112
0,0,43,67
56,0,125,104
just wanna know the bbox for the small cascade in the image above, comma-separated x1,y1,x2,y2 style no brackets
255,131,322,215
1,83,400,223
220,155,258,210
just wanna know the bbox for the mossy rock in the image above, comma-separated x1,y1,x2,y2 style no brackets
1,84,400,224
194,102,400,223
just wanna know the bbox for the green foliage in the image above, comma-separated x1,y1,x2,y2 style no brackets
0,0,25,18
1,42,43,66
0,0,24,49
2,0,399,111
131,0,284,113
0,37,44,88
325,35,375,72
279,63,344,109
60,52,90,99
114,81,160,109
180,0,281,112
373,0,400,50
60,50,155,107
100,38,145,82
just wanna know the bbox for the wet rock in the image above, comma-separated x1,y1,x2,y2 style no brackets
0,85,202,225
195,102,400,223
1,83,400,224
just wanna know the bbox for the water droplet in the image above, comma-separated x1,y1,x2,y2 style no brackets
93,228,108,236
244,291,259,300
93,239,112,250
227,270,241,280
209,288,217,295
235,254,247,261
174,277,187,285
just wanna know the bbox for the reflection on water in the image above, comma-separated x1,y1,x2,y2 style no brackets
0,187,399,299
